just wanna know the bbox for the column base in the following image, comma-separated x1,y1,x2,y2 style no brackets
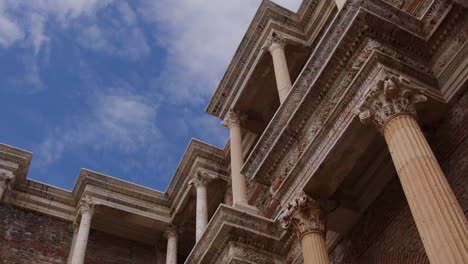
233,202,259,215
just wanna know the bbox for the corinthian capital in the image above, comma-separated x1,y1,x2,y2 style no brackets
221,110,245,128
358,72,427,133
278,194,326,239
78,196,96,216
263,33,288,53
189,171,214,188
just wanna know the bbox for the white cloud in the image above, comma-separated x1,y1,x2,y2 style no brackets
0,13,23,47
139,0,259,103
36,92,160,166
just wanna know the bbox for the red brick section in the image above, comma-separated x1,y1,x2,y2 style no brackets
330,90,468,263
0,204,156,264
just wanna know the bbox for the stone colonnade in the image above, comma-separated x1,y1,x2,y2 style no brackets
278,72,467,264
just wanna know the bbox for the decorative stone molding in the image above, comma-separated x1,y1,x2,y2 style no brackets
357,72,427,133
78,196,96,216
221,110,245,128
279,194,326,239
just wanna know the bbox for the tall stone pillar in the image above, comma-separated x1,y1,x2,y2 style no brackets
165,227,178,264
67,223,79,264
279,194,330,264
189,173,212,242
264,34,292,104
71,197,95,264
358,73,468,264
222,110,258,214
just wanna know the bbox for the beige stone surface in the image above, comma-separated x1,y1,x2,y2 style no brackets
265,34,292,104
384,114,468,263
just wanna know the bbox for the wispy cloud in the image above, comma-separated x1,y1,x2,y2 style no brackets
0,12,23,47
36,91,160,166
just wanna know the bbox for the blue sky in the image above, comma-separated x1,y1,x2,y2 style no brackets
0,0,301,191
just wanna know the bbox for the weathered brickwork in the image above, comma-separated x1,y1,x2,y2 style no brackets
0,204,71,264
0,205,155,264
330,90,468,264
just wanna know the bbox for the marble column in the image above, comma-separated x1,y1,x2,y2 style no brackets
165,227,178,264
67,223,79,264
264,34,292,104
222,110,258,214
189,173,212,242
279,194,330,264
358,73,468,264
71,197,95,264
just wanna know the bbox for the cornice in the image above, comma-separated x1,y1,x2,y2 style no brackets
205,0,325,119
185,205,290,263
0,143,32,183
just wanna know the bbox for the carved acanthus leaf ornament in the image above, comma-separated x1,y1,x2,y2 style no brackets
189,171,214,188
78,196,96,216
358,73,427,133
221,110,246,128
278,194,325,239
263,33,288,53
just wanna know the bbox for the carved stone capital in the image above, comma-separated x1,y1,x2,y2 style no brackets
165,225,178,239
78,196,96,216
221,110,245,128
358,72,427,133
189,171,214,188
263,33,288,54
278,194,326,239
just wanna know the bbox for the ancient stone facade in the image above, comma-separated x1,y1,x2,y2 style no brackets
1,0,467,263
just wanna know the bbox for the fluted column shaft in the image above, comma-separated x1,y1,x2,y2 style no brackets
279,194,330,264
358,72,468,264
71,201,94,264
195,184,208,242
265,35,292,104
301,232,330,264
383,114,468,263
165,230,177,264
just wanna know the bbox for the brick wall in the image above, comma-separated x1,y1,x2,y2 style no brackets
0,205,156,264
330,90,468,264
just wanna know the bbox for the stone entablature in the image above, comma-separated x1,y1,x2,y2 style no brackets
0,139,229,237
